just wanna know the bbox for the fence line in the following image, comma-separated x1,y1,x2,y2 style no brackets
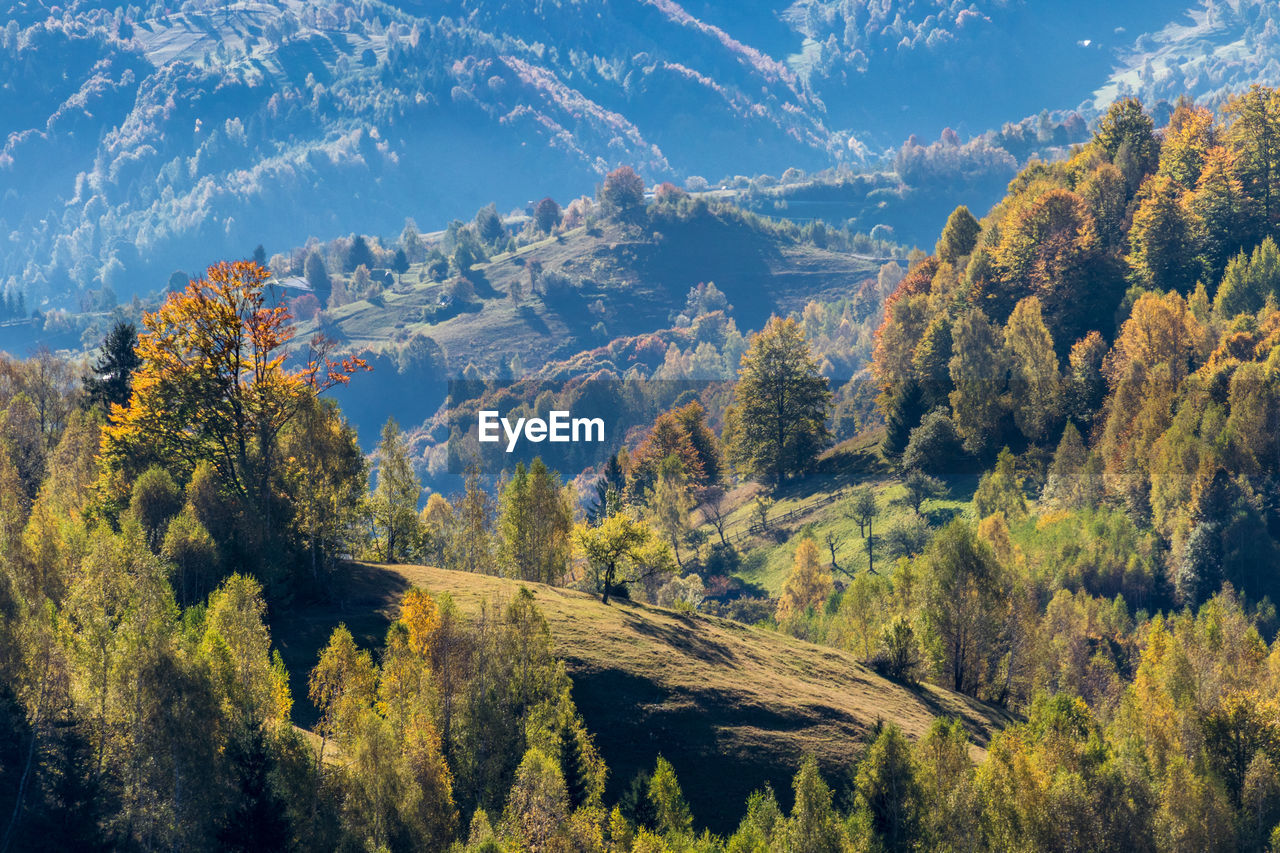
715,487,848,545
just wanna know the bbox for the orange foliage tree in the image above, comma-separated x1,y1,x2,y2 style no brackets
101,260,366,522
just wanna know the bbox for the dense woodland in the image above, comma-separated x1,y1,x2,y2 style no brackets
13,87,1280,851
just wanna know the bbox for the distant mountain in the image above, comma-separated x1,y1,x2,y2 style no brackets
3,0,1279,314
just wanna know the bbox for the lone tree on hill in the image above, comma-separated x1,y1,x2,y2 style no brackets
725,316,832,485
573,511,674,604
598,166,646,221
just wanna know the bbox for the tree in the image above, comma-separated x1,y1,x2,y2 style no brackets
882,379,926,458
474,204,504,247
936,205,981,263
504,748,568,851
920,521,1004,695
498,459,572,584
573,511,674,604
1223,85,1280,225
1065,331,1109,429
347,235,374,272
948,308,1007,456
783,757,843,853
973,448,1027,521
673,401,722,486
776,538,831,621
912,316,954,412
1191,146,1260,280
369,418,421,563
849,488,879,574
101,261,365,556
647,756,693,837
82,321,140,413
725,316,832,485
647,457,694,569
697,485,730,546
856,725,922,852
599,166,646,220
1214,237,1280,318
900,468,946,515
1003,296,1060,442
533,198,562,234
902,407,964,476
454,464,495,575
1127,174,1202,293
1042,422,1089,509
391,249,409,286
1094,96,1159,190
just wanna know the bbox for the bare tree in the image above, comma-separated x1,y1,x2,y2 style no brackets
698,485,730,545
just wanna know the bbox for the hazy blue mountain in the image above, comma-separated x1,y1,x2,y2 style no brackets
2,0,1277,314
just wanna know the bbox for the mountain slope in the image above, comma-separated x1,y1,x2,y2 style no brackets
272,561,1015,832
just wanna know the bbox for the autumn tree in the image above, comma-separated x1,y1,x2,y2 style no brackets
598,166,646,221
1003,296,1061,442
776,538,832,621
936,205,981,263
100,261,365,582
725,316,832,485
573,511,674,604
533,197,562,234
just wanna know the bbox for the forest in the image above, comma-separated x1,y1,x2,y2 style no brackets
11,85,1280,852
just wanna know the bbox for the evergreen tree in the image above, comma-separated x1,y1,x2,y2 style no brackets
912,315,954,412
347,234,374,272
82,320,141,414
882,379,925,458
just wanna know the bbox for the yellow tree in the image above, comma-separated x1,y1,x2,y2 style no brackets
1003,296,1061,442
573,511,674,604
776,538,832,621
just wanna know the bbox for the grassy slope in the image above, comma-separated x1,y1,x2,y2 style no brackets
305,216,883,372
705,434,980,594
272,560,1013,832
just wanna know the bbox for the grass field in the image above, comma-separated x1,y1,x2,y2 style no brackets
702,435,981,594
272,560,1014,832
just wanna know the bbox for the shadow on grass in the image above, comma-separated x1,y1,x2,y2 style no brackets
618,609,738,666
272,562,409,728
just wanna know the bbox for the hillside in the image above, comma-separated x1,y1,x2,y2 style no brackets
11,0,1280,316
272,561,1014,832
